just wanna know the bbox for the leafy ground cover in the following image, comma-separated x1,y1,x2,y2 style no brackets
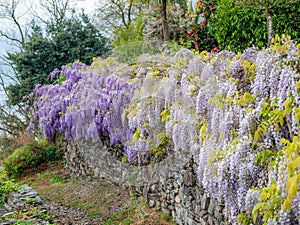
15,162,174,225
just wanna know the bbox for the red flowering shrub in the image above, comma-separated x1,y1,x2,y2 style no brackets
186,0,218,52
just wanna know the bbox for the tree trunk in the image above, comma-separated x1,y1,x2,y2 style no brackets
160,0,169,42
128,0,133,27
266,10,273,47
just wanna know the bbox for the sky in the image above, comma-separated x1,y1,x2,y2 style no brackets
73,0,98,14
0,0,98,103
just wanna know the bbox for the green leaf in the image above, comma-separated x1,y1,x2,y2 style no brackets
283,97,293,114
161,109,170,122
254,150,276,165
254,121,268,142
287,157,300,175
132,129,141,142
295,108,300,123
284,174,300,210
252,203,262,222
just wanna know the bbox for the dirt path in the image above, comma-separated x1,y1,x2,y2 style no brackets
10,162,174,225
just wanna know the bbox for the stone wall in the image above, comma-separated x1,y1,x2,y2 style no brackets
65,139,229,225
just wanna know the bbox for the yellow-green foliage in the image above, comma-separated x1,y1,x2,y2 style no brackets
199,50,214,63
240,60,256,82
248,136,300,224
199,122,208,141
254,150,277,166
271,35,293,54
280,137,300,210
161,109,170,122
4,143,43,177
90,57,117,73
237,92,255,107
271,34,300,68
237,212,252,225
252,182,283,224
132,129,141,142
0,168,23,205
150,132,173,161
253,98,292,143
4,141,61,178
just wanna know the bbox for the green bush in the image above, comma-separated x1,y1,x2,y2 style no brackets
43,145,62,162
211,0,267,52
3,141,62,178
272,2,300,42
212,0,300,52
112,15,144,48
4,142,43,177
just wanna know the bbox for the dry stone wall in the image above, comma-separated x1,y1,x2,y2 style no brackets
65,139,229,225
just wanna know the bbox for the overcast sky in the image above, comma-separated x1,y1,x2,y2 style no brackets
73,0,98,14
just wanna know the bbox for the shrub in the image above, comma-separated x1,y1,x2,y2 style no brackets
3,141,62,178
4,142,43,177
211,0,267,52
0,131,35,164
186,0,219,52
0,168,23,205
43,145,62,162
211,0,300,52
272,1,300,42
0,134,13,152
10,130,35,150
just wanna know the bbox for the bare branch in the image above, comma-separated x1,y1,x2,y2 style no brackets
0,104,26,137
10,0,25,42
95,0,143,36
36,0,72,26
0,75,9,97
0,30,22,44
0,55,18,82
0,0,32,45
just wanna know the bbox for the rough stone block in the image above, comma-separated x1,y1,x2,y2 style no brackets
156,201,161,209
199,217,207,225
183,171,195,187
162,208,171,217
149,184,157,193
94,167,100,177
198,209,208,217
214,205,223,220
148,199,155,208
175,195,181,203
201,193,210,210
186,217,197,225
208,200,215,215
168,205,175,210
214,218,221,225
208,215,214,225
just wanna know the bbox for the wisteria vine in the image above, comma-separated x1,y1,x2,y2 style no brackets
27,35,300,224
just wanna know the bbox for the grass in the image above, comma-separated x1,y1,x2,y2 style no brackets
16,161,174,225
